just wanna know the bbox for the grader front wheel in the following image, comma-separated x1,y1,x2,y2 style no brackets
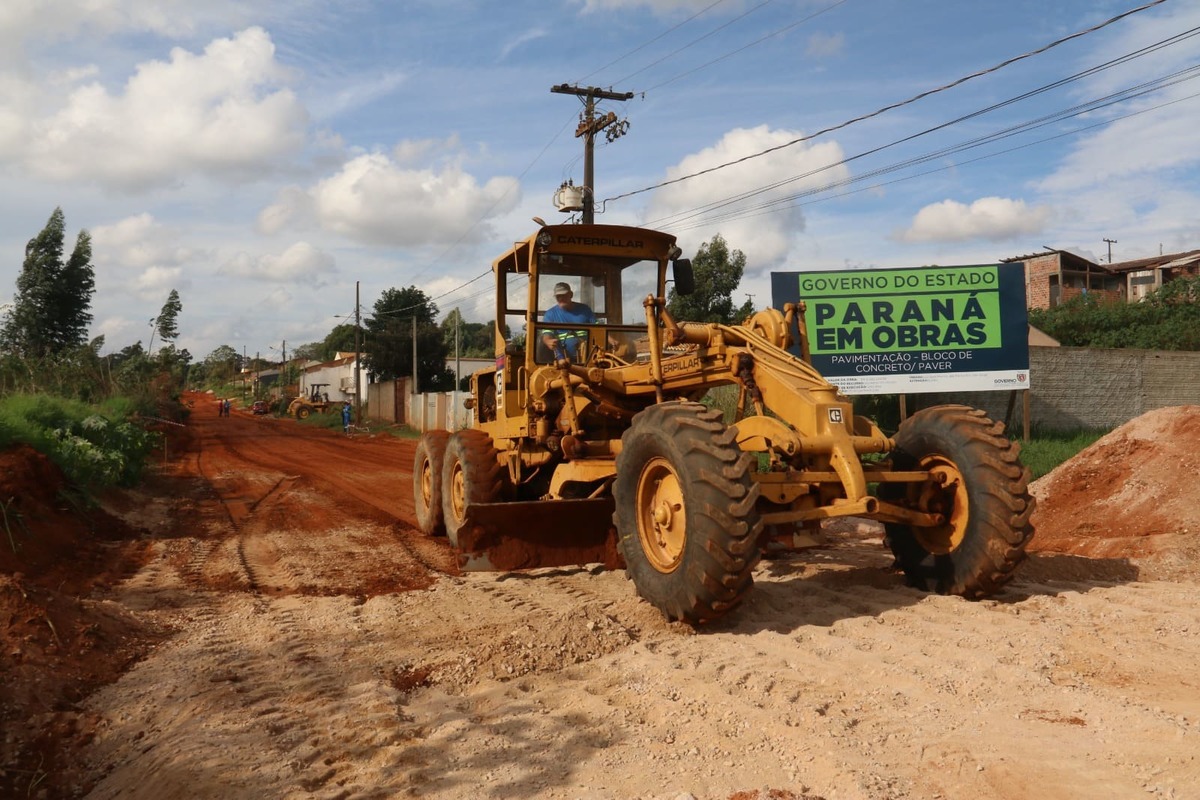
413,430,450,536
440,429,506,549
882,405,1035,598
613,402,762,624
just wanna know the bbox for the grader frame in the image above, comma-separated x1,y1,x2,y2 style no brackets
413,223,1034,623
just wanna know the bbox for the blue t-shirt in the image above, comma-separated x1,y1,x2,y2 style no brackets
543,302,596,358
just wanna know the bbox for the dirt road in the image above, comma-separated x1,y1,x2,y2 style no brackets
3,399,1199,799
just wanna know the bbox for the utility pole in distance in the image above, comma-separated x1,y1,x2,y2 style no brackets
1104,237,1118,264
354,280,362,426
551,83,634,223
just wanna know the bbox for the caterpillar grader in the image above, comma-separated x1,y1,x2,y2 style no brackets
288,384,333,420
413,222,1034,623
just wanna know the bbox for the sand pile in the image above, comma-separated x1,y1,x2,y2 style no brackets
1029,405,1200,580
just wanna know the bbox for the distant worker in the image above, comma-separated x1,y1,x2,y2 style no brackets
542,281,596,360
217,398,225,417
342,401,352,434
223,398,231,417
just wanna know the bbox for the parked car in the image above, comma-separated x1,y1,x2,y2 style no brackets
251,400,269,415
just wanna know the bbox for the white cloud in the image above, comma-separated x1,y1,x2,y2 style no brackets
499,29,550,61
647,125,849,268
92,213,195,271
899,197,1052,243
262,146,521,247
309,71,408,122
93,316,141,350
0,0,264,46
805,31,844,59
24,27,308,190
132,265,186,300
220,241,337,283
1037,4,1200,193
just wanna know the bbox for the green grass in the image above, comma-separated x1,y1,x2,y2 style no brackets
1015,428,1108,480
291,408,421,438
0,393,158,489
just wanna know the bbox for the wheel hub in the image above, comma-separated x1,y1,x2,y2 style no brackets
914,455,968,554
636,457,686,573
449,464,466,523
420,461,434,505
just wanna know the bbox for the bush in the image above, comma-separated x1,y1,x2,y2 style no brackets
0,393,158,488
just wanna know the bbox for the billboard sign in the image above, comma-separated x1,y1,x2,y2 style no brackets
770,264,1029,395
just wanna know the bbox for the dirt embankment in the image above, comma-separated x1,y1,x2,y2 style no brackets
2,399,1199,799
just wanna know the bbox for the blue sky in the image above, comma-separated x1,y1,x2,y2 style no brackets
1,0,1197,361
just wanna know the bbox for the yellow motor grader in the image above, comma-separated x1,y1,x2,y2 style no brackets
414,223,1034,623
287,384,333,420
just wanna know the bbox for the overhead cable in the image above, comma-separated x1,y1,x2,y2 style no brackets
648,25,1200,229
602,0,1170,206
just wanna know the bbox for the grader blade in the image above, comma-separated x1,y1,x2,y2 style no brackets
456,498,623,572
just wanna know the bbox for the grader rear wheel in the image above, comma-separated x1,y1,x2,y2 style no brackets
295,405,311,420
882,404,1035,597
413,430,450,536
441,429,507,549
613,402,762,624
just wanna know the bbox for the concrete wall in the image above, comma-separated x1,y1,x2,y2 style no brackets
365,378,410,425
917,346,1200,432
365,378,472,431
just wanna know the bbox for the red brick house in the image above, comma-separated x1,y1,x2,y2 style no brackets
1104,249,1200,301
1001,249,1124,310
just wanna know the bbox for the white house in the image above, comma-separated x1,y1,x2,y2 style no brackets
298,352,371,403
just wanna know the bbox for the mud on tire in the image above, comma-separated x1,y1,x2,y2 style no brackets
882,404,1035,598
441,429,507,549
414,430,450,536
613,402,762,624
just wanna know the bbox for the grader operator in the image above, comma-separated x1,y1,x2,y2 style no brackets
413,223,1034,623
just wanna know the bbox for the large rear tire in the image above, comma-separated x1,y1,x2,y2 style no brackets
296,405,311,420
613,402,762,624
441,429,507,549
414,430,451,536
882,405,1035,597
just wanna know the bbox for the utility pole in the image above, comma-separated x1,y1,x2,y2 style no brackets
411,316,418,395
551,83,634,223
1104,238,1118,264
282,339,287,395
354,281,362,426
455,309,461,393
243,345,248,398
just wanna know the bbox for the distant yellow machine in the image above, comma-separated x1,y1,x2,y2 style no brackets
287,384,332,420
413,223,1034,623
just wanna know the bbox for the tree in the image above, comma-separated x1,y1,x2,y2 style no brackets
290,342,325,362
364,286,454,390
666,233,755,325
440,309,499,359
321,324,359,360
202,344,243,385
1,208,96,357
152,289,183,348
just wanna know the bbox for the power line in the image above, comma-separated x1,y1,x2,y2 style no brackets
671,71,1200,230
668,82,1200,233
647,26,1200,229
601,0,1170,207
642,0,848,93
612,0,775,87
574,0,730,84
